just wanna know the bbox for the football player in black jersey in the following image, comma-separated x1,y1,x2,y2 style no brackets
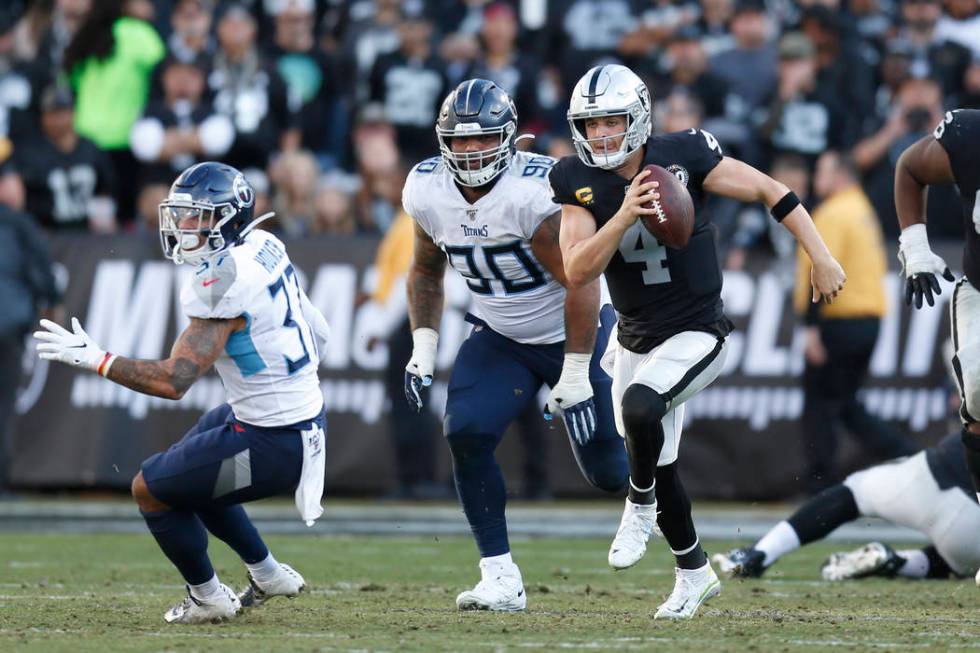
550,64,847,619
713,431,980,582
894,109,980,585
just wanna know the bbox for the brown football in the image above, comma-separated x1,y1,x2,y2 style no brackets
639,164,694,249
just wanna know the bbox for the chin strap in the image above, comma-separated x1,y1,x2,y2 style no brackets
515,133,536,145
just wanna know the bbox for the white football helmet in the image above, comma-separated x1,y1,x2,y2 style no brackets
567,64,652,170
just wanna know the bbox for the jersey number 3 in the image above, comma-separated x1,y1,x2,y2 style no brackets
268,264,314,374
619,222,671,285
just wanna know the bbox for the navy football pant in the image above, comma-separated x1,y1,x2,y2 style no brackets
140,403,323,584
444,311,628,558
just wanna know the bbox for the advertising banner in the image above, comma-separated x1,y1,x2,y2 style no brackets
10,235,960,499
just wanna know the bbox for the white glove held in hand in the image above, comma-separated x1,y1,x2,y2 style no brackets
404,327,438,412
34,318,116,376
546,353,597,446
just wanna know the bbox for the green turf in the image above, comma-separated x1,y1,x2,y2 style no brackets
1,533,978,652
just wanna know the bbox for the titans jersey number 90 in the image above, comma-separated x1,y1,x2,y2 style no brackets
403,151,566,345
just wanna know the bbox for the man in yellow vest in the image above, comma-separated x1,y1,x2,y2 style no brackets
794,150,918,494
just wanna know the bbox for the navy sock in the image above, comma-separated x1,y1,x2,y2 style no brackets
196,504,269,564
655,463,707,570
140,509,214,585
448,431,508,558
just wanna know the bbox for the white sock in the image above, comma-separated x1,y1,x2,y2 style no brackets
246,552,281,584
189,574,221,602
755,521,801,567
677,560,711,577
896,549,930,579
481,552,519,577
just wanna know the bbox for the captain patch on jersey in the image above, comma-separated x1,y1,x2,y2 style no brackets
549,128,731,353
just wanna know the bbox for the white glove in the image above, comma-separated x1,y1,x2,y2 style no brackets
898,223,954,308
545,353,597,446
34,318,116,376
404,328,438,412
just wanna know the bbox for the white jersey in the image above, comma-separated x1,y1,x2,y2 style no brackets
403,151,566,344
180,229,324,427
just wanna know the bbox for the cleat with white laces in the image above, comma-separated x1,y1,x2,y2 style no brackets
712,547,766,578
456,559,526,612
654,563,721,619
164,583,241,624
821,542,904,581
239,563,306,608
608,498,659,570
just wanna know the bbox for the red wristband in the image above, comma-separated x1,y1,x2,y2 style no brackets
97,352,114,377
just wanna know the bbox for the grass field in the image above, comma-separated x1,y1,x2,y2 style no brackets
1,532,978,652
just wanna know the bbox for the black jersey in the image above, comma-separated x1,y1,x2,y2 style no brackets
549,129,733,353
925,432,975,496
12,135,115,230
933,109,980,288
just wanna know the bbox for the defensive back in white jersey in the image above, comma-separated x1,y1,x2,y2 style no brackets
181,229,324,426
403,151,566,345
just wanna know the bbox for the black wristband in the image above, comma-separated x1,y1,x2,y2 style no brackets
770,191,801,222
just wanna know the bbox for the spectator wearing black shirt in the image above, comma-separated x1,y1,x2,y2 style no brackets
800,5,874,146
167,0,216,64
466,3,544,131
654,26,730,120
266,0,346,166
759,32,846,164
209,3,298,170
13,85,115,232
894,0,970,98
369,10,447,163
130,57,235,186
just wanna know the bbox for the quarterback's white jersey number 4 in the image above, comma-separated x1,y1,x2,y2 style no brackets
620,222,671,285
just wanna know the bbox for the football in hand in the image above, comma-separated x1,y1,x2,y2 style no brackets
639,164,694,249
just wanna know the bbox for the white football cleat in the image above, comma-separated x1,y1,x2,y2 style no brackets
821,542,903,581
456,559,526,612
239,563,306,608
608,499,658,570
164,583,241,624
975,566,980,587
654,563,721,619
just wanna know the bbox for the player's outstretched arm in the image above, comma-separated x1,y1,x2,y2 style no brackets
35,316,243,400
404,222,447,412
704,156,846,303
533,212,599,444
894,136,956,308
560,170,660,288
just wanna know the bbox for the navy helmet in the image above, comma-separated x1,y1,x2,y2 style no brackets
159,161,256,265
436,78,518,187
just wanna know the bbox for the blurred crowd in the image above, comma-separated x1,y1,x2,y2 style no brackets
0,0,972,247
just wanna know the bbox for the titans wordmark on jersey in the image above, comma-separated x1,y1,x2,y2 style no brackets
550,129,734,354
403,151,566,345
933,109,980,288
180,229,323,427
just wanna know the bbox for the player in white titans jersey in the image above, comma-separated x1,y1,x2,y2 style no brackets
35,162,330,624
402,79,627,611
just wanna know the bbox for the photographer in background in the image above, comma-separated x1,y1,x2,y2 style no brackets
853,76,962,237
